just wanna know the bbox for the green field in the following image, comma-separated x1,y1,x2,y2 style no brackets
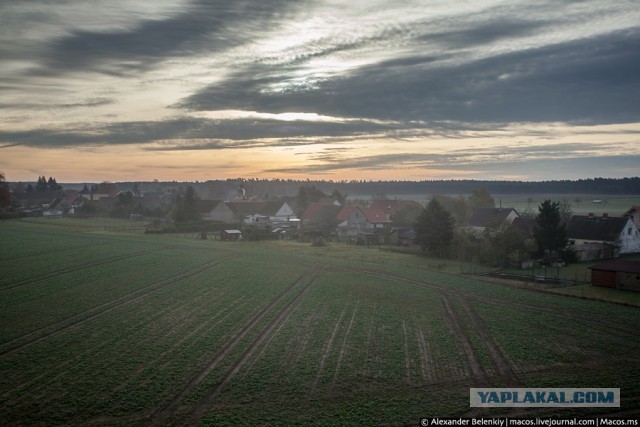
1,219,639,425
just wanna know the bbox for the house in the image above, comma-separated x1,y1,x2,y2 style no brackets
468,207,519,233
229,200,298,224
624,206,640,231
368,199,422,223
301,203,341,227
334,205,393,238
567,213,640,260
362,208,392,229
203,201,236,223
510,216,536,237
589,260,640,292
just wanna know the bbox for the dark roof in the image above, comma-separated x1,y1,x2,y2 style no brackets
226,201,285,217
197,199,223,212
468,208,518,228
302,203,341,224
369,199,421,215
567,215,630,241
624,206,640,216
589,260,640,274
511,216,536,236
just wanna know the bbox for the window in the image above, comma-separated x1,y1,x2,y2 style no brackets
629,228,633,235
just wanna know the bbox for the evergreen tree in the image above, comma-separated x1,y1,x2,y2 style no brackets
534,200,568,255
183,186,200,221
0,172,11,209
36,176,48,192
414,198,454,257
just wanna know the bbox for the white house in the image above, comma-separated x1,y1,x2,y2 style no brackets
567,214,640,260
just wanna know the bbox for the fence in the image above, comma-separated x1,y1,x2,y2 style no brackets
461,263,590,287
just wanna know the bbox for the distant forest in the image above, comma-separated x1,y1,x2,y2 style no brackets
113,177,640,199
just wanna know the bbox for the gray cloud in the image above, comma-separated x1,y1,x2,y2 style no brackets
182,27,640,125
25,0,306,76
0,116,407,149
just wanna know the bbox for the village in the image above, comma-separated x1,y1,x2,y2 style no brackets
5,177,640,293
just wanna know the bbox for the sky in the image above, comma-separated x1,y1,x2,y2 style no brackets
1,0,639,183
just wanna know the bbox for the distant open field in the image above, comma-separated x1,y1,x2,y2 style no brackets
1,219,639,424
493,194,640,216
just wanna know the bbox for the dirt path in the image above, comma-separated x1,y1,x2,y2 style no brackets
0,254,238,358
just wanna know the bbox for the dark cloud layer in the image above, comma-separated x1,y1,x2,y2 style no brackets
0,116,405,149
31,0,305,76
181,28,640,125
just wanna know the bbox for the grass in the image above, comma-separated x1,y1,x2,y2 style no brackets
1,218,640,424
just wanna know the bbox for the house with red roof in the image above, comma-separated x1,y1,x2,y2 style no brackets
368,199,422,223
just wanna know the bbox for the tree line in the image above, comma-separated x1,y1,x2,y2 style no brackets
115,177,640,199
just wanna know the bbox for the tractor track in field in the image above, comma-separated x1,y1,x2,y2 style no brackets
0,250,152,292
332,300,359,387
441,296,490,386
350,268,520,386
287,304,327,372
401,319,412,384
311,305,347,391
102,291,254,414
0,254,238,358
149,264,325,426
457,296,520,386
6,291,190,401
0,243,108,262
413,323,438,383
469,293,637,337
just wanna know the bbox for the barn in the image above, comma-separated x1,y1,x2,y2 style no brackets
589,260,640,292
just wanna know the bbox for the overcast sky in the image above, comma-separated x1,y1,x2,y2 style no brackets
1,0,639,182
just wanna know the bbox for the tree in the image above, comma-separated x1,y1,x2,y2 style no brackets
183,186,200,221
296,185,326,214
468,187,495,210
0,172,12,209
36,176,48,192
414,198,454,257
534,200,568,256
431,194,468,225
331,189,347,205
393,203,423,227
47,177,61,192
170,186,200,222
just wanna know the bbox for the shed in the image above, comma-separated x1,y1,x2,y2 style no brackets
589,260,640,291
220,229,243,241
